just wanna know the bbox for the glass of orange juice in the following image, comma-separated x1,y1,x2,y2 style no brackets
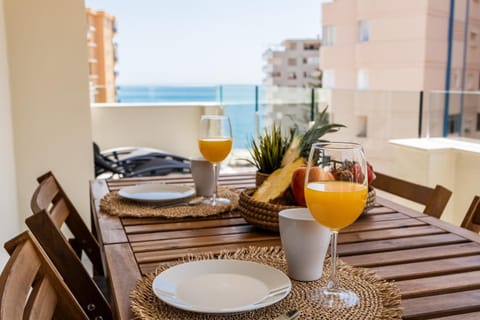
304,142,368,308
198,115,233,205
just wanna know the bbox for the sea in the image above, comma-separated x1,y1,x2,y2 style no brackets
117,85,261,149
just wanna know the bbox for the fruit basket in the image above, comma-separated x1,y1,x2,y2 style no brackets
239,186,376,232
238,188,300,232
364,186,376,213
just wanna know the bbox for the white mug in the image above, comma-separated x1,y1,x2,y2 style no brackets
279,208,331,281
190,157,220,197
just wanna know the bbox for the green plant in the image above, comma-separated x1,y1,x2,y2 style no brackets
282,107,346,166
247,123,293,174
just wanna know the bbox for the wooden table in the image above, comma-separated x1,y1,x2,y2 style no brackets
90,173,480,320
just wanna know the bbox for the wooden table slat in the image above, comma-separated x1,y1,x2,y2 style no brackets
138,240,283,274
338,233,468,255
397,270,480,298
133,233,280,259
127,224,258,242
371,255,480,280
124,217,248,234
104,243,141,320
342,242,480,267
401,289,480,319
90,179,128,244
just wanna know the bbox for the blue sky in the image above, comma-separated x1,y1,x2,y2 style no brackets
84,0,329,85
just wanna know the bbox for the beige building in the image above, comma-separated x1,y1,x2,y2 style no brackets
318,0,480,171
86,8,117,102
263,39,321,87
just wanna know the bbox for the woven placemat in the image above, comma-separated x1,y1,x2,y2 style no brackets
100,186,239,218
131,247,402,320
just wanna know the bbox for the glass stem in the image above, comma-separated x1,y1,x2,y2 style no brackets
328,231,339,289
212,163,218,204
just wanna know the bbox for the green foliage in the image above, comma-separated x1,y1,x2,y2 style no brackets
299,107,345,159
248,124,293,174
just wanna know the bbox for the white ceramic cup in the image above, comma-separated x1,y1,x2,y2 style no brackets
279,208,331,281
190,157,220,197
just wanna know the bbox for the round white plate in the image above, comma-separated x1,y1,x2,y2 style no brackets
152,260,291,314
118,183,195,203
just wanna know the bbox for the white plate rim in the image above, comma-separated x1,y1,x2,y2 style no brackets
118,183,195,203
151,259,291,314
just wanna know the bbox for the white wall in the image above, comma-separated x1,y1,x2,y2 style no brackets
4,0,93,233
0,0,20,267
391,138,480,225
91,104,221,158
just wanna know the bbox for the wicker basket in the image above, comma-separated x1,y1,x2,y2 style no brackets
364,186,377,213
238,186,377,232
238,188,300,232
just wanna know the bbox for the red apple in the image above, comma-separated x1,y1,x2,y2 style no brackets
367,162,376,185
291,166,334,206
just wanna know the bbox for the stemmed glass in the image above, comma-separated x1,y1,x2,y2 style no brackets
198,115,233,206
304,142,368,308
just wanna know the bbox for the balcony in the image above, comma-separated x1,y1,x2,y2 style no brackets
2,0,480,269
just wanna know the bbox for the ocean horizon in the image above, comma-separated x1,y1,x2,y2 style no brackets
117,84,260,149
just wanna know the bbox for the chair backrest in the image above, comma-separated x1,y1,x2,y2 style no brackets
371,172,452,218
27,171,112,319
0,231,88,320
461,195,480,233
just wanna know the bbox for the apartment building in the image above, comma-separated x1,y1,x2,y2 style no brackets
86,8,117,103
263,39,321,87
318,0,480,171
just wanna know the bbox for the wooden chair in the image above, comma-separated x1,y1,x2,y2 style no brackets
461,195,480,233
26,171,112,320
371,172,452,218
0,231,88,320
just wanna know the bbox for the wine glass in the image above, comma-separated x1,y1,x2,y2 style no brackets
198,115,233,205
304,142,368,308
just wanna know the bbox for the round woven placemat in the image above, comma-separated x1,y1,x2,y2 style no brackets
100,186,239,218
130,246,402,320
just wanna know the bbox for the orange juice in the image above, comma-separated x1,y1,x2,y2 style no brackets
198,138,232,163
305,181,367,231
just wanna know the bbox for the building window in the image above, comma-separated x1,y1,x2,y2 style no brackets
302,58,308,64
303,71,308,78
476,113,480,131
271,72,281,78
323,70,335,89
470,30,478,47
357,69,368,90
448,114,460,134
358,20,370,43
307,57,319,65
288,72,297,80
288,42,297,50
288,58,297,66
303,43,319,50
323,25,336,46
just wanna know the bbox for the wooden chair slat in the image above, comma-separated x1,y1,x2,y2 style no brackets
0,232,88,320
371,172,452,218
49,198,69,228
30,175,59,214
24,275,57,320
26,210,112,320
461,195,480,233
28,171,113,319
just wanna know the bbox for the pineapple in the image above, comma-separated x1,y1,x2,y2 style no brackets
252,107,345,203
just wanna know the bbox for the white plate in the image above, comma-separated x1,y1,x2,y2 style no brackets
118,183,195,203
152,260,291,314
